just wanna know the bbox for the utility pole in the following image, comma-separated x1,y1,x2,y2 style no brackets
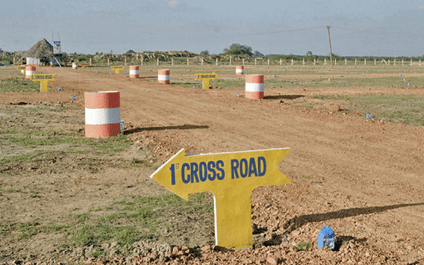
327,25,333,68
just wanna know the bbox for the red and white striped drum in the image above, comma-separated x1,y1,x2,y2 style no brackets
129,66,139,78
72,62,78,69
158,69,170,84
236,65,244,75
85,91,121,138
245,75,264,99
25,66,36,79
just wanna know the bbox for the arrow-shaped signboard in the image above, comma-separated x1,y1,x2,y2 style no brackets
150,148,291,249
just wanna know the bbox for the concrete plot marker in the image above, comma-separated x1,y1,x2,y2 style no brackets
150,148,292,249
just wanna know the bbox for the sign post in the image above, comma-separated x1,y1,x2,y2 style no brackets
80,63,88,70
30,74,55,92
111,66,125,75
195,72,218,89
150,148,292,249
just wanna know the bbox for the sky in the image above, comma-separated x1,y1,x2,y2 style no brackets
1,0,424,57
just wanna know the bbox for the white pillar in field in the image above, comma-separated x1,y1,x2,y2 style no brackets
216,58,218,65
334,59,337,65
107,58,110,66
242,58,245,66
302,58,305,65
255,58,257,66
402,59,404,66
364,58,366,65
90,57,92,66
419,59,421,66
410,59,413,66
313,58,316,65
125,57,127,66
141,57,144,66
345,58,347,65
374,58,376,65
355,58,357,65
187,58,189,66
201,58,204,66
388,59,390,65
280,58,282,66
172,57,174,66
229,56,232,66
291,58,293,66
268,58,270,66
394,59,396,65
324,58,327,65
157,58,160,66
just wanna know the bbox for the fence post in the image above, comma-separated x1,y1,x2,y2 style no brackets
157,58,159,66
216,58,218,66
187,58,189,66
355,58,357,65
243,58,245,66
291,58,294,66
345,58,347,65
364,58,366,65
280,58,282,66
314,58,316,65
324,58,327,65
374,58,376,65
172,57,174,66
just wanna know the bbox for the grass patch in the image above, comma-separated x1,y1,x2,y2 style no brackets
0,193,214,254
298,242,311,251
0,77,42,92
312,94,424,126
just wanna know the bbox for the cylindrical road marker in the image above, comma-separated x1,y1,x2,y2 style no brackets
236,65,244,75
158,69,170,84
245,74,264,99
25,66,36,79
129,66,139,78
85,91,121,138
72,62,78,69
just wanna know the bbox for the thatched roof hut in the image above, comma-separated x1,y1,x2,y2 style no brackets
26,38,61,66
26,38,54,58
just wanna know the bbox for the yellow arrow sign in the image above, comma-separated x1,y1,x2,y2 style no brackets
30,74,55,93
80,63,88,70
195,72,218,89
111,66,125,75
150,148,291,249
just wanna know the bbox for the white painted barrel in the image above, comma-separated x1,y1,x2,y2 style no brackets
85,91,120,138
158,69,170,84
25,66,36,79
245,75,264,99
236,65,244,75
72,62,78,69
129,66,139,78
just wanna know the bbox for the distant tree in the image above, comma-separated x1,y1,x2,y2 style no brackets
0,48,3,53
223,43,253,56
200,50,209,56
253,50,264,57
126,50,136,54
306,51,313,56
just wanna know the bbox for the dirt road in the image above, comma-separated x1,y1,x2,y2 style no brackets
3,66,424,264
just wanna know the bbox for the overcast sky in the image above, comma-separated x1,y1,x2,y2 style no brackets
1,0,423,56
